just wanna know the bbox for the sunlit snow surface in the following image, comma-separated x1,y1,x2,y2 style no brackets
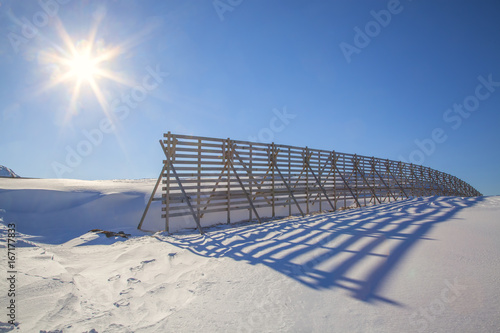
0,178,499,332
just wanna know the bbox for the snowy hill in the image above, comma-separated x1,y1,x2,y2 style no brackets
0,165,19,178
0,177,499,332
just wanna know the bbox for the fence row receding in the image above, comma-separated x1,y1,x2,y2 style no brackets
138,132,482,234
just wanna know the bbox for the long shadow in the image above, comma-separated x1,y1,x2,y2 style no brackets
164,196,483,305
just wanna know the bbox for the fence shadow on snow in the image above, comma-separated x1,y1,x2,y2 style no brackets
165,196,484,305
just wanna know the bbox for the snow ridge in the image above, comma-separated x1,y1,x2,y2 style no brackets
0,165,19,178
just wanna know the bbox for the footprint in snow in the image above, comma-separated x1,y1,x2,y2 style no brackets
108,274,120,282
120,287,134,295
113,299,130,307
130,265,142,272
127,277,141,284
129,259,156,272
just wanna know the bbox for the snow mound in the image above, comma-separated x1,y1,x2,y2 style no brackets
0,165,19,178
0,178,158,244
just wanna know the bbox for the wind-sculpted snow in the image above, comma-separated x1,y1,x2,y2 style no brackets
0,178,159,244
0,177,499,332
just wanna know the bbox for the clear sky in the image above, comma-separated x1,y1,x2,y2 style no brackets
1,0,499,195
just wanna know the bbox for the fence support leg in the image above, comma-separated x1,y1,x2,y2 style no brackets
160,140,204,235
304,157,336,211
138,164,166,231
269,147,305,217
227,156,262,224
352,157,382,205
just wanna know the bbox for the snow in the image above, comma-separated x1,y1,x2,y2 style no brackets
0,178,499,332
0,178,158,245
0,166,19,178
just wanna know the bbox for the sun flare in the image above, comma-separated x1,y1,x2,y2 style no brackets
39,19,131,120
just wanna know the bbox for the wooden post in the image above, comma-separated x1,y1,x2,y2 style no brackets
165,133,171,230
197,139,201,224
270,150,305,217
333,151,337,210
160,139,204,234
226,139,231,224
271,143,276,218
288,147,292,216
343,155,346,208
249,143,253,221
371,158,377,204
318,151,322,211
305,147,310,214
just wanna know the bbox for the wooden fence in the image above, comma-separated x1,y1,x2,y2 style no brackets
138,132,482,234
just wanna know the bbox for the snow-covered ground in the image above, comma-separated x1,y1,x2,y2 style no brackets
0,178,499,332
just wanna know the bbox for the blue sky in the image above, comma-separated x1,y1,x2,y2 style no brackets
1,0,499,195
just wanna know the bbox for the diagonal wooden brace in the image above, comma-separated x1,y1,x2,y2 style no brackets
160,140,204,234
352,157,382,204
226,142,263,224
384,161,409,199
269,147,305,217
304,155,336,210
332,157,361,208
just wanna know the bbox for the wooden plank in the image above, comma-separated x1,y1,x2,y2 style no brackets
225,139,231,224
197,139,202,224
271,144,276,218
249,143,253,221
288,147,292,216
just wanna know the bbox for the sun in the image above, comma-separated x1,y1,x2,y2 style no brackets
60,38,113,86
53,40,115,118
67,51,99,82
40,19,130,119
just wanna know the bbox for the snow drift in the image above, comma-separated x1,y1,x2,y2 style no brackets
0,177,499,332
0,178,159,244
